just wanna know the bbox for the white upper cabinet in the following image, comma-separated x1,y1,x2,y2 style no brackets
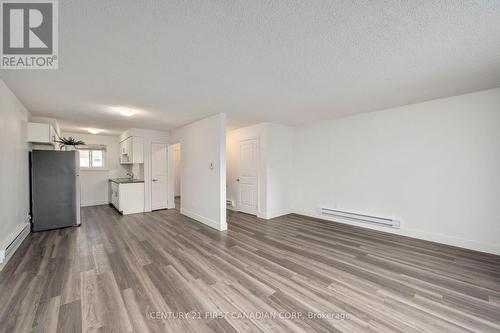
119,136,144,164
28,122,57,145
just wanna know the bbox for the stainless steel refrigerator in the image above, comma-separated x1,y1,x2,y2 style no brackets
30,150,81,232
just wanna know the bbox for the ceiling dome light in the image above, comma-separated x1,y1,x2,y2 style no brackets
88,128,101,135
119,107,136,117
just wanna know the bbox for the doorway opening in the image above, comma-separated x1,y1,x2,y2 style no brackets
173,143,181,210
167,142,181,211
227,132,262,217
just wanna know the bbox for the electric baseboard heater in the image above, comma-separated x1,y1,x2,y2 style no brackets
318,207,401,229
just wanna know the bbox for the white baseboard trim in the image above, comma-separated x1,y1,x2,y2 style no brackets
0,221,30,271
81,201,109,207
181,208,227,231
260,209,292,220
292,209,500,256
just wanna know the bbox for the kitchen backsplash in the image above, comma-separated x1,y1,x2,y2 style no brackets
124,163,144,180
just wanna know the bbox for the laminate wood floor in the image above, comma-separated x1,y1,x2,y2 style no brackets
1,204,500,333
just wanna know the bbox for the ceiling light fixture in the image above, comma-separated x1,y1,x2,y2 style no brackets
88,128,101,135
119,107,136,117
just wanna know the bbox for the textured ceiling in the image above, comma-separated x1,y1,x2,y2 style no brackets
1,0,500,135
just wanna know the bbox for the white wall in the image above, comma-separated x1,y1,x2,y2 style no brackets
293,88,500,255
120,128,169,212
227,123,293,219
0,80,31,252
62,132,127,207
266,124,293,218
171,113,227,231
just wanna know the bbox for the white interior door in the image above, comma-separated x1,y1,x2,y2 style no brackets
238,139,258,215
151,143,168,210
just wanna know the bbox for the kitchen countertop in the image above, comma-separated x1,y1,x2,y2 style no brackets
109,178,145,184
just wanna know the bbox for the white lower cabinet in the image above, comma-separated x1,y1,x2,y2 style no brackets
110,182,144,215
110,182,120,209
